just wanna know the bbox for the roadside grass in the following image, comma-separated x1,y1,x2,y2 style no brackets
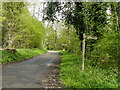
1,48,47,64
59,51,118,88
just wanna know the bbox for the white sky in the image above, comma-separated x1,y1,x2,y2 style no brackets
28,2,44,21
27,1,64,29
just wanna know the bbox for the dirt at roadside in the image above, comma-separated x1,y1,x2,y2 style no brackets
38,55,65,88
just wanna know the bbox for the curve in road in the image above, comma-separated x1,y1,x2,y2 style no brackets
2,51,62,88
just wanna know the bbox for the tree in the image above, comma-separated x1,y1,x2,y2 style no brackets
2,2,25,48
2,2,46,49
43,2,109,71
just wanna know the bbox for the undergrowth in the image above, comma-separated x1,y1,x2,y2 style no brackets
1,48,47,63
60,51,118,88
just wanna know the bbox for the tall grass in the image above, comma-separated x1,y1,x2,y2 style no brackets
60,51,118,88
1,49,47,63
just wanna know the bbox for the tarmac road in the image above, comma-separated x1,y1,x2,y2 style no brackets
2,51,62,88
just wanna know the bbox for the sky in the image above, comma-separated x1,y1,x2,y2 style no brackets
28,2,44,21
27,1,63,29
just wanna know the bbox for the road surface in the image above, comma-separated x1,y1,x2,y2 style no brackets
2,51,62,88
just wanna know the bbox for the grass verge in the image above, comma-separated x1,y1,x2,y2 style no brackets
59,51,118,88
0,48,47,64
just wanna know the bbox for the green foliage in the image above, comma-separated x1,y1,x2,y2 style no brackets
45,26,57,50
60,51,118,88
1,49,47,63
43,2,109,40
45,23,81,53
43,2,61,22
1,2,119,88
14,8,46,48
2,2,25,47
0,51,1,62
2,2,46,49
56,25,81,53
89,30,118,73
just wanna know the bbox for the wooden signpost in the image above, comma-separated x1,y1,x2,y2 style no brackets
82,34,85,72
61,44,67,51
82,34,97,72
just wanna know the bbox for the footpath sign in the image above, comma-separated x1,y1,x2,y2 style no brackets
82,34,97,72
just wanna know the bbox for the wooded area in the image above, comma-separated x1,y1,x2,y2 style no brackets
0,1,119,88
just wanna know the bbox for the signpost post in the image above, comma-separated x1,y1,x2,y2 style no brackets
82,34,97,72
82,34,85,72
